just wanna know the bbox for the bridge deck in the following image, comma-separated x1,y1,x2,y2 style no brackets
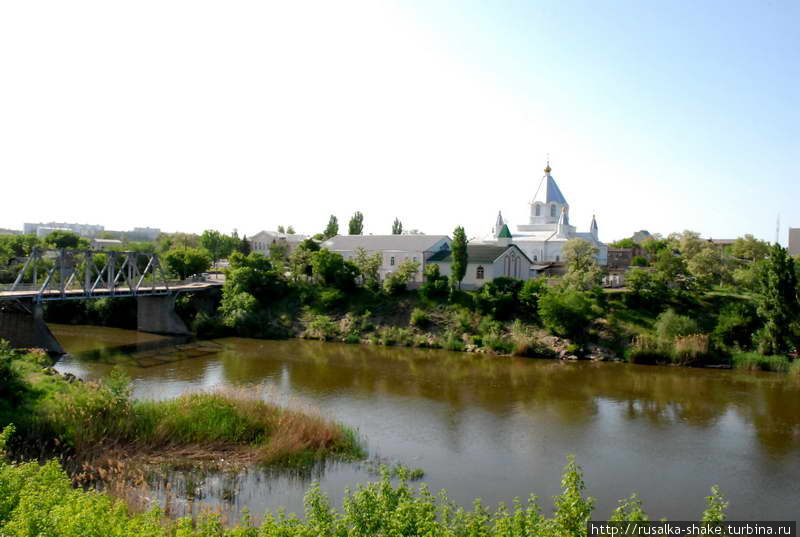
0,281,222,301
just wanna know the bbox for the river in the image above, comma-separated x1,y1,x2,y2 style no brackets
50,324,800,521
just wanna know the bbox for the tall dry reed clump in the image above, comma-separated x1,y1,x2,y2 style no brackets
672,334,709,366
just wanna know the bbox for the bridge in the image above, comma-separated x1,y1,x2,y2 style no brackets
0,248,222,354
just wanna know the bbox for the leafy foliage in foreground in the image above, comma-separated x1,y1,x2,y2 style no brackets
0,435,727,537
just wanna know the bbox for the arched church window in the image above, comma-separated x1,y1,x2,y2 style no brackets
550,204,557,217
535,204,541,216
476,266,484,279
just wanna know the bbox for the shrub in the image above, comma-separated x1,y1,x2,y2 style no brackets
383,259,420,296
318,287,346,310
654,309,699,343
377,326,413,347
420,264,449,300
303,314,340,341
409,308,429,328
191,312,228,339
789,359,800,377
440,331,465,352
474,277,522,320
539,288,599,340
711,301,760,351
482,331,513,354
632,255,649,267
0,341,26,404
519,277,547,321
732,352,790,373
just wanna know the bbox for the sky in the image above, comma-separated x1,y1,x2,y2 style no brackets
1,1,797,243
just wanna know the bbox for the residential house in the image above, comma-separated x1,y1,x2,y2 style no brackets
249,230,307,257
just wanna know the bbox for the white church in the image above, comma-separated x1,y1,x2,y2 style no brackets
481,161,608,266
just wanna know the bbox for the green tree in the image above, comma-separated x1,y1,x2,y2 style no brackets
755,244,800,355
238,235,251,255
277,225,285,233
562,238,603,290
268,242,290,267
44,231,85,249
353,247,382,289
286,225,295,235
730,234,770,261
687,243,731,287
609,237,636,248
625,267,669,309
383,259,420,295
474,277,522,320
538,288,599,340
310,249,358,290
449,226,468,291
348,211,364,235
163,248,211,279
420,264,449,300
519,277,547,320
199,230,225,266
323,215,339,239
392,218,403,235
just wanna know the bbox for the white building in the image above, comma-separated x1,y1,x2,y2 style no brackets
321,235,451,284
24,222,105,237
249,230,308,256
428,244,534,290
481,162,607,265
789,228,800,257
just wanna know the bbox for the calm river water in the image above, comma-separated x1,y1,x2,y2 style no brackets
50,324,800,521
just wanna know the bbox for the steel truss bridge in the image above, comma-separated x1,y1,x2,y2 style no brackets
0,248,220,303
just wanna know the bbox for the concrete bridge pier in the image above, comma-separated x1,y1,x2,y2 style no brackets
136,294,191,336
0,302,65,354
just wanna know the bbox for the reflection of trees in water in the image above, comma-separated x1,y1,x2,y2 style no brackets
64,333,800,458
215,340,800,456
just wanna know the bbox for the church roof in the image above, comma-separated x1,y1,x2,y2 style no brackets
498,224,512,238
322,234,450,252
428,244,532,264
532,173,568,206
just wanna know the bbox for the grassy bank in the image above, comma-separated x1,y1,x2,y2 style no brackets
0,343,363,467
0,428,729,536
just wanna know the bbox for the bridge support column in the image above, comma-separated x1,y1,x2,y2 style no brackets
0,302,65,354
137,295,191,336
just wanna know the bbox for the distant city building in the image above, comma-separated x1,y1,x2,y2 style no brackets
0,228,21,236
321,234,451,285
250,230,308,257
35,226,73,238
24,222,104,238
127,227,161,241
789,228,800,257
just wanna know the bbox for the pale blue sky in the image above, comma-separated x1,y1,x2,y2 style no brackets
0,1,797,243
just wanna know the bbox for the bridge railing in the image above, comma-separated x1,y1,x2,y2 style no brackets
0,249,217,302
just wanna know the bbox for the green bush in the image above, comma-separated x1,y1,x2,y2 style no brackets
474,277,522,320
711,301,760,351
482,331,513,354
409,308,429,328
732,352,790,373
303,314,340,341
318,287,346,310
191,312,228,339
789,359,800,377
377,326,413,347
440,331,465,352
0,342,25,404
519,277,547,321
654,309,699,343
420,264,449,300
538,288,599,340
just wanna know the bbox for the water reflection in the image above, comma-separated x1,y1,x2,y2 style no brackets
52,325,800,520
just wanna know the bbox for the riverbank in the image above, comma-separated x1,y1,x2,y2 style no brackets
0,343,363,470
